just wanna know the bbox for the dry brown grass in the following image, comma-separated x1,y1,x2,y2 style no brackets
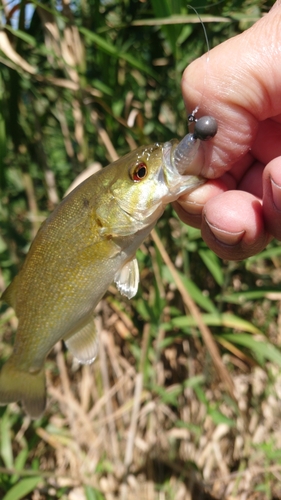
1,271,281,499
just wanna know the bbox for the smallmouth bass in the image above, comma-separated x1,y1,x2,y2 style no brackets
0,129,211,418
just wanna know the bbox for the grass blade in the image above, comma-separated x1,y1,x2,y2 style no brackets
222,333,281,367
0,412,13,469
2,477,42,500
162,265,218,313
218,289,281,303
199,248,224,286
79,27,158,80
170,313,262,335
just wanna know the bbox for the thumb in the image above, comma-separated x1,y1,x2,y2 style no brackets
182,2,281,178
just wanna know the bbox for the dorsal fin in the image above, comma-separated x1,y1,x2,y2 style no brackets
1,275,20,309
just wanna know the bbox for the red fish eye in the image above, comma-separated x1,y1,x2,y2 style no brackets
132,162,147,182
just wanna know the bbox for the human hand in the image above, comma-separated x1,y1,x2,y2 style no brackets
174,1,281,260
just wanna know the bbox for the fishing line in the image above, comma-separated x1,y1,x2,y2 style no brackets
186,4,210,121
187,0,228,10
186,4,218,141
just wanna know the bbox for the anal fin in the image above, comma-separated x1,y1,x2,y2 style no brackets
64,315,99,365
114,258,139,300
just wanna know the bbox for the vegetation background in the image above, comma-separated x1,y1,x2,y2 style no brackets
1,0,281,498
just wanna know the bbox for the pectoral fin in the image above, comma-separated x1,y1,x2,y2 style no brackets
64,315,99,365
114,258,139,299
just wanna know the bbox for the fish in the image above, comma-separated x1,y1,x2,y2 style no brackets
0,131,205,418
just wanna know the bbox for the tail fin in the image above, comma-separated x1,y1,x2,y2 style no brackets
0,359,46,419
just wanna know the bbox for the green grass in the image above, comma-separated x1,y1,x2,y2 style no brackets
1,0,281,498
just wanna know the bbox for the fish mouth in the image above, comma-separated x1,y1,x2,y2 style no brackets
162,133,205,199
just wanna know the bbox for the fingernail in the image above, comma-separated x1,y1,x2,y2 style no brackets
271,177,281,211
179,201,203,215
205,217,245,245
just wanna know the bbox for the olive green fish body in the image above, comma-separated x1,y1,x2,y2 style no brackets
0,136,204,417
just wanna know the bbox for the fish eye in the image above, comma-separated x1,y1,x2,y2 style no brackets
131,162,147,182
